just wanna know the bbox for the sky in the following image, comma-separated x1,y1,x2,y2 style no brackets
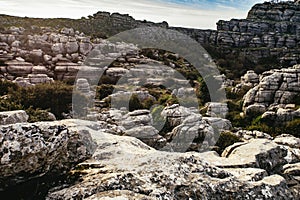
0,0,281,29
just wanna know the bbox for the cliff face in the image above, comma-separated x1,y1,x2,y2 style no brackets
88,2,300,66
171,1,300,66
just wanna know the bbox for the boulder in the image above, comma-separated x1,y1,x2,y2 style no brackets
203,117,232,131
79,42,93,55
6,60,33,76
243,66,300,113
65,41,79,54
163,113,216,152
205,102,228,118
0,110,29,125
124,126,166,149
220,139,287,173
233,130,273,141
0,120,97,189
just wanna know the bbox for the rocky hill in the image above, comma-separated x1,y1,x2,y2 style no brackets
0,1,300,199
0,1,299,72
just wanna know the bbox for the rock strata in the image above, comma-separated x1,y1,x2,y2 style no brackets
243,65,300,117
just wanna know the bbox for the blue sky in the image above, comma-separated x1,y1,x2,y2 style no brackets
0,0,282,29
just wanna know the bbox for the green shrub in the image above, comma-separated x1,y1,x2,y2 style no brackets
26,107,55,123
0,98,23,111
215,131,242,155
96,84,114,100
129,94,144,112
9,82,73,119
0,80,18,96
284,118,300,138
158,93,178,105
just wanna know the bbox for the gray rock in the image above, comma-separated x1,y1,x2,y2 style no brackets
221,139,287,173
65,41,79,54
205,102,228,118
243,66,300,113
79,42,93,55
203,117,232,131
233,130,273,141
0,110,29,125
46,127,294,199
6,60,33,76
124,126,166,149
0,120,97,188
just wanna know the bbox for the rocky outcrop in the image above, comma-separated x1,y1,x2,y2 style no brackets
205,102,229,118
0,120,97,191
0,110,28,125
45,121,295,199
13,74,54,87
0,118,299,199
214,1,300,64
243,65,300,118
0,1,298,74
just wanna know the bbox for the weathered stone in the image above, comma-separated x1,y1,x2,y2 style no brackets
0,110,29,125
79,42,93,55
65,41,79,54
6,60,33,76
46,125,294,199
0,120,97,189
124,126,166,149
243,66,300,112
205,102,228,118
233,130,273,141
206,139,286,174
203,117,232,131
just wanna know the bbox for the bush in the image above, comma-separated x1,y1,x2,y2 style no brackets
0,98,23,111
96,84,114,100
26,107,55,123
215,131,242,155
129,94,144,112
0,80,18,96
158,93,178,106
9,82,73,119
285,119,300,138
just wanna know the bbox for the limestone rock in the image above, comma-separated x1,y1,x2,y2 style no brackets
233,130,273,141
46,124,294,199
203,117,232,131
79,42,93,55
124,126,166,149
0,120,97,189
65,41,79,54
205,102,228,118
0,110,29,125
6,60,33,76
243,65,300,113
219,139,287,173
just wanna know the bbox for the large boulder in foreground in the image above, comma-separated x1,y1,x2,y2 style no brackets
46,120,294,199
0,120,97,190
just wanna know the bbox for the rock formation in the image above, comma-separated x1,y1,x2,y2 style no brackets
243,65,300,121
0,110,28,125
0,120,97,192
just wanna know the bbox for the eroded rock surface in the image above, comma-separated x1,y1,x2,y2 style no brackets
45,120,294,199
0,120,97,190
